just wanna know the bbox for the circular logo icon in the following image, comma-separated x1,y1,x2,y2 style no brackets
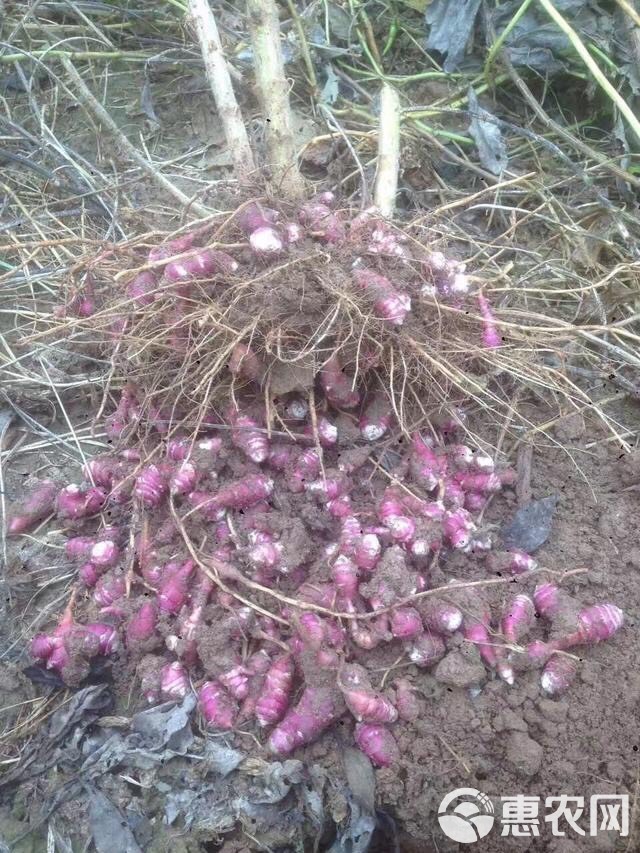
438,787,495,844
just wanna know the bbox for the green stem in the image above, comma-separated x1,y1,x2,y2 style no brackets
286,0,317,90
382,17,399,57
0,49,149,64
337,102,472,145
336,59,462,84
484,0,535,78
407,117,473,146
587,43,619,73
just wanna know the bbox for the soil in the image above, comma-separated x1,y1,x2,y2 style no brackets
1,27,639,853
2,394,639,851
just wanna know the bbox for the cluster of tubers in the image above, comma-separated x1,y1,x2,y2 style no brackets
10,197,624,768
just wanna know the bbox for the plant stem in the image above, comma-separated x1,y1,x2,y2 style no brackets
484,0,534,77
188,0,255,183
285,0,318,92
0,49,148,64
374,83,401,218
246,0,305,199
538,0,640,143
60,56,209,216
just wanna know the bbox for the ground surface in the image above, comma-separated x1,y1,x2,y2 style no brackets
2,5,640,849
1,399,638,852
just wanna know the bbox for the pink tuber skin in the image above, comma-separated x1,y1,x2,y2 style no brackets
31,593,78,664
283,221,303,244
501,594,536,644
348,607,391,650
56,484,106,520
148,233,196,264
390,607,424,640
442,509,476,550
127,270,158,306
299,200,345,244
82,622,119,655
79,562,102,587
287,448,321,493
352,533,381,572
354,723,399,767
319,355,360,409
90,539,120,568
267,443,295,471
477,291,501,349
65,535,96,559
533,583,567,619
331,555,360,602
268,686,345,755
350,207,408,259
454,472,503,494
393,678,421,722
166,573,214,664
327,494,353,519
359,395,393,441
297,582,338,610
166,438,190,462
158,560,195,614
293,613,327,652
303,416,338,447
199,680,238,729
420,599,463,635
219,664,251,700
408,632,446,667
410,433,446,491
540,654,578,696
105,386,136,440
160,661,190,700
93,572,126,607
306,472,350,503
190,473,274,517
378,492,416,544
238,649,273,721
83,456,119,490
228,344,265,385
164,248,237,285
170,461,199,497
134,465,169,507
229,408,269,463
338,664,398,724
464,491,487,513
487,550,538,576
441,480,466,510
255,654,295,727
464,615,513,685
554,604,624,649
525,639,556,667
352,268,411,326
248,529,282,565
237,202,283,256
126,602,158,645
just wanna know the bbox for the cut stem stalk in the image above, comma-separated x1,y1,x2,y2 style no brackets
246,0,305,199
374,83,401,218
188,0,256,183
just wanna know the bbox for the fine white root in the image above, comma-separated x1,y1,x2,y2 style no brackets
374,83,401,218
188,0,256,183
247,0,305,200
